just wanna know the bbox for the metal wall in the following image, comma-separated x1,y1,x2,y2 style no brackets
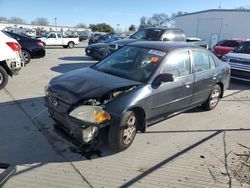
175,10,250,48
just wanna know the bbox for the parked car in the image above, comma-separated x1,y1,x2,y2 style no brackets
85,36,124,60
213,39,244,58
88,33,120,45
0,31,23,90
186,37,208,49
222,40,250,81
108,27,186,54
88,33,104,45
38,32,79,48
45,41,230,152
4,31,46,64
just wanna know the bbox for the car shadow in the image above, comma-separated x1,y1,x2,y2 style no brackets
0,97,114,169
58,56,96,62
51,62,96,73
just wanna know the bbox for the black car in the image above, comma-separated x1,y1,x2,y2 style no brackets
5,31,46,64
45,42,230,152
85,36,124,60
222,41,250,81
108,28,185,54
88,33,121,45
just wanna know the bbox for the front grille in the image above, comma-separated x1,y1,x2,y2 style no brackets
229,58,250,66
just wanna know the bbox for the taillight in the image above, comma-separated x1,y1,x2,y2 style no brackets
36,41,44,47
6,42,21,51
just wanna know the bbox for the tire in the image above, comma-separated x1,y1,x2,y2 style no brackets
68,42,74,48
202,85,221,111
108,111,137,152
21,50,31,64
0,66,9,90
63,45,68,48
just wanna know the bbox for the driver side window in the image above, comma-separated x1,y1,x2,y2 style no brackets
161,50,191,78
48,33,56,38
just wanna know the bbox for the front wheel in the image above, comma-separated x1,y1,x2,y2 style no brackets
108,111,137,152
0,66,9,90
21,50,31,64
202,85,221,110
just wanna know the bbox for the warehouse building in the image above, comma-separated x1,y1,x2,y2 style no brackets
175,9,250,48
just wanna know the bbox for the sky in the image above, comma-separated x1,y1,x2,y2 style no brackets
0,0,250,30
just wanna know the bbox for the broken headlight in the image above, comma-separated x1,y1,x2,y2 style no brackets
69,105,110,124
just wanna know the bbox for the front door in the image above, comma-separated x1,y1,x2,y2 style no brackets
150,50,194,119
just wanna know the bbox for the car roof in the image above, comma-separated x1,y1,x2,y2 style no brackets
127,41,199,52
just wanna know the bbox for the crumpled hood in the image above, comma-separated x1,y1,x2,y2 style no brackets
49,67,141,104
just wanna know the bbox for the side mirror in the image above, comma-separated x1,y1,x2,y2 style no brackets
152,73,174,86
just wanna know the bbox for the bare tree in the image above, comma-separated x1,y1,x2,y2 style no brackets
0,16,7,22
75,23,87,28
9,17,26,24
140,16,147,28
31,17,49,26
151,13,169,27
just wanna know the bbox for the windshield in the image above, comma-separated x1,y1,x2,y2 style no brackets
233,41,250,54
130,29,164,41
93,46,166,83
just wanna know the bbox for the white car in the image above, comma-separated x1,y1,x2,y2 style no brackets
38,32,79,48
0,31,23,90
222,41,250,82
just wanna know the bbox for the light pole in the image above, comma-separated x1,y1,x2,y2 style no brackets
54,17,57,31
117,24,120,32
218,0,222,8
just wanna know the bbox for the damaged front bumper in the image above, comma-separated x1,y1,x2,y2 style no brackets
44,96,110,144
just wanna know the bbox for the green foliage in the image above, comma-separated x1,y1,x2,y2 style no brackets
129,24,136,32
89,23,114,33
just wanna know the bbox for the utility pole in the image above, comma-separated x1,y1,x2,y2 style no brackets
54,17,57,31
117,24,120,32
218,0,222,8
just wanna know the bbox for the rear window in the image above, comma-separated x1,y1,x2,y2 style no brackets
217,40,240,47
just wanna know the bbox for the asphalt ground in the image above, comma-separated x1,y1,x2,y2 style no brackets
0,42,250,188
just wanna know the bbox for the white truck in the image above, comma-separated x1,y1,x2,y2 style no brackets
0,31,23,90
38,32,79,48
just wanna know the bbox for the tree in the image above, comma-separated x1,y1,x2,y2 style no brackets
170,11,188,26
139,16,147,28
151,13,169,27
139,13,170,28
31,17,49,26
75,23,87,28
89,23,114,33
129,24,136,32
9,17,26,24
0,16,7,22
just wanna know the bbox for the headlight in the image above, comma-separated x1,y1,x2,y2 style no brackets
69,105,111,124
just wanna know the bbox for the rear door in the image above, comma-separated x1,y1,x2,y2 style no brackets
150,50,194,118
190,50,217,104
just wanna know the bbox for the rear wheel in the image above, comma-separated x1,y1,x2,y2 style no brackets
202,85,221,110
0,66,8,90
68,42,74,48
21,50,31,64
108,111,137,152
